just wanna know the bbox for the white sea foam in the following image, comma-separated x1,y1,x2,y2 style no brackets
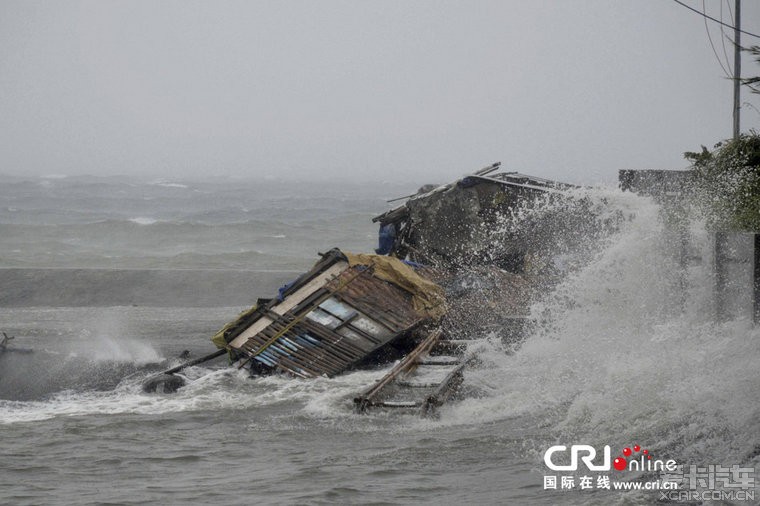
128,217,158,225
0,368,247,423
0,365,390,424
150,180,189,189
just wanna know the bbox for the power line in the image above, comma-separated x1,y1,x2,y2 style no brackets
704,0,733,78
672,0,760,39
719,0,733,74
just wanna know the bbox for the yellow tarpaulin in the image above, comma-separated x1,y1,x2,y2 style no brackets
211,304,258,349
343,251,447,320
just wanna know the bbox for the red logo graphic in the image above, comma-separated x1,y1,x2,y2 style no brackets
613,444,652,471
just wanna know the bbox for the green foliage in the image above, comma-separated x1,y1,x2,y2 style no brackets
686,132,760,231
741,45,760,94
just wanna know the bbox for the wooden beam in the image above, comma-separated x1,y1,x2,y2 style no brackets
228,261,348,349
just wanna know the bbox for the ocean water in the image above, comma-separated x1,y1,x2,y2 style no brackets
0,175,758,505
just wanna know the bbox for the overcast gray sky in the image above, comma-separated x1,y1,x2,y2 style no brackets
1,0,759,184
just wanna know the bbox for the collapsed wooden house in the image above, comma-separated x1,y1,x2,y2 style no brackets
366,162,580,349
211,248,446,378
373,162,574,270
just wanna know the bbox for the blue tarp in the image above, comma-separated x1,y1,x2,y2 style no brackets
375,223,397,255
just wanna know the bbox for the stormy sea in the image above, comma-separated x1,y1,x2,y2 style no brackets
1,174,758,505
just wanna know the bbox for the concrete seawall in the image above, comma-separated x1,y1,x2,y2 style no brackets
0,268,296,307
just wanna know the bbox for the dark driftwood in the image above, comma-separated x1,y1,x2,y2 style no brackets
160,348,227,376
142,348,228,394
1,332,15,352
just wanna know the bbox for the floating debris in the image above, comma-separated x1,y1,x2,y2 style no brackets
0,332,13,352
354,328,471,417
0,332,33,355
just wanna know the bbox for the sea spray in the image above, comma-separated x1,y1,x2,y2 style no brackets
444,186,760,470
74,310,163,365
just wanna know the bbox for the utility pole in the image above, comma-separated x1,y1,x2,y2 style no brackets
730,0,760,325
733,0,741,140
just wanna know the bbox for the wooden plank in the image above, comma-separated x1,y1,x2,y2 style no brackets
418,357,460,366
354,329,442,412
228,262,348,349
379,401,420,408
420,362,467,417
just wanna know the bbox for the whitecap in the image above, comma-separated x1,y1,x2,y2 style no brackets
128,217,158,225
